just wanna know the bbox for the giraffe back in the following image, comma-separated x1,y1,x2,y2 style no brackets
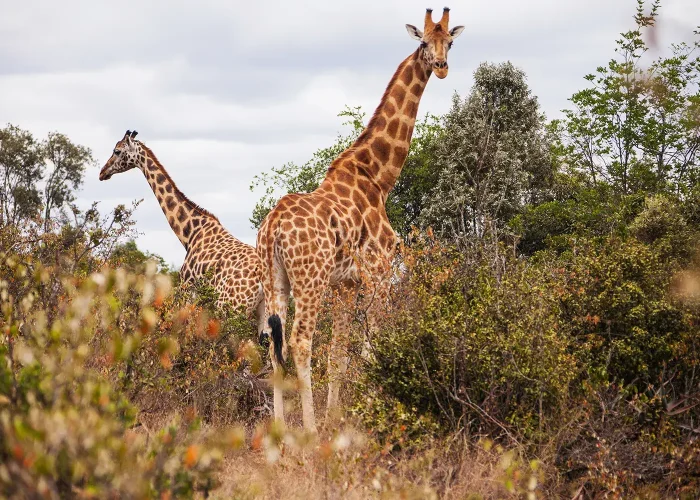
181,219,263,314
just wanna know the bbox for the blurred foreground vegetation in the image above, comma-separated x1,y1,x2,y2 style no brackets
1,1,699,498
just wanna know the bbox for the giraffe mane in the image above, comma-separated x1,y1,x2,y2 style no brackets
327,48,420,177
138,142,220,222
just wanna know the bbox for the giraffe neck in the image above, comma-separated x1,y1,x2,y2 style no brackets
138,145,218,250
323,49,431,199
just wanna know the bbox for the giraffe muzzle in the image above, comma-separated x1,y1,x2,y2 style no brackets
433,60,449,79
99,170,113,181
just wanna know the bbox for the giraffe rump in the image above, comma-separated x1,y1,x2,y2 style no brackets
268,313,284,368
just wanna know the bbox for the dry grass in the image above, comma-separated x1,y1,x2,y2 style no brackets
207,422,552,500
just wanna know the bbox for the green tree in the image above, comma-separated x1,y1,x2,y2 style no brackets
0,124,96,230
420,62,554,243
249,106,365,229
109,238,169,273
639,32,700,191
43,132,94,230
0,124,44,226
553,0,700,195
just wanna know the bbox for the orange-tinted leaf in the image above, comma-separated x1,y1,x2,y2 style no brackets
184,445,199,469
160,353,173,370
206,319,220,339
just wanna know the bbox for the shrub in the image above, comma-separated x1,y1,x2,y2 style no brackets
354,235,578,443
558,236,690,387
351,230,700,497
512,188,645,254
0,254,227,498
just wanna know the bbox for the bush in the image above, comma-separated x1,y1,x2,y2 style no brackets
557,382,700,498
0,254,227,498
98,268,269,427
558,236,690,387
354,234,578,443
512,187,644,254
350,230,700,496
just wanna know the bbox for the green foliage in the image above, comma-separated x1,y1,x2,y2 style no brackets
512,187,644,254
554,0,700,195
420,62,555,243
558,236,691,387
354,236,578,442
0,124,95,229
249,106,365,229
0,124,45,226
349,390,440,452
109,239,170,274
0,257,225,498
43,132,94,230
353,228,700,495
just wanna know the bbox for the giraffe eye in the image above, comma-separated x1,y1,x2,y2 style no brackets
113,149,121,156
448,41,453,49
420,41,428,48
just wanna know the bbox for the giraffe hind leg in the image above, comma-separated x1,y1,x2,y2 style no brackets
260,257,290,426
288,270,330,433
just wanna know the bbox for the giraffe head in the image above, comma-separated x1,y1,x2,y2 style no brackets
99,130,143,181
406,7,464,79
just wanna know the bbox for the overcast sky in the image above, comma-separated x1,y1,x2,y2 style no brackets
1,1,698,266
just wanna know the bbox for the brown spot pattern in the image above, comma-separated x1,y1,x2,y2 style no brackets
371,137,391,164
391,87,406,108
387,119,400,138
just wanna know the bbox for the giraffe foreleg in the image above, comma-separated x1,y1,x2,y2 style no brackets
325,282,357,424
361,259,393,360
254,287,267,343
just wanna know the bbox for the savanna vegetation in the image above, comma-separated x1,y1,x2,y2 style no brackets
2,1,699,497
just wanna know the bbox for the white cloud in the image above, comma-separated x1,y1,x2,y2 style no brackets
2,0,699,265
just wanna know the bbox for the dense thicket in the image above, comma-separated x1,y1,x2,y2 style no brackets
1,1,699,497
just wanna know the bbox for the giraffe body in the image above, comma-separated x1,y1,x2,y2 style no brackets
257,8,465,431
99,131,264,322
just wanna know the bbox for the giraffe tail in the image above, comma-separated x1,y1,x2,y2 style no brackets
268,313,285,368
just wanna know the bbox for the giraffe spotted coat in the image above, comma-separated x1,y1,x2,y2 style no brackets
99,131,264,320
257,8,465,431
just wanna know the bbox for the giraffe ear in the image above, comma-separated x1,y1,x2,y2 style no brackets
449,26,465,39
406,24,424,41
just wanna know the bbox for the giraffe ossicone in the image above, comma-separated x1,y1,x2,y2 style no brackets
99,130,264,328
257,7,465,432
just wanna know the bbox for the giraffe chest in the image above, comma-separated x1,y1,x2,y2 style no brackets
328,207,398,284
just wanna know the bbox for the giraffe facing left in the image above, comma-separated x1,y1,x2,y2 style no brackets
99,130,264,328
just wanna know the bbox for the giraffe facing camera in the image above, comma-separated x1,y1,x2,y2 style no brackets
257,7,465,432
